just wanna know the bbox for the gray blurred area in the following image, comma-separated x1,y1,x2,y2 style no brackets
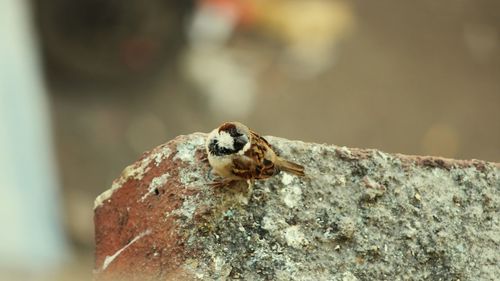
1,0,498,279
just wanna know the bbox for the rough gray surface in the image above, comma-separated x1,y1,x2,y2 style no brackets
182,135,499,280
95,133,500,281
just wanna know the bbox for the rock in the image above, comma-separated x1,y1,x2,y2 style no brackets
94,133,499,281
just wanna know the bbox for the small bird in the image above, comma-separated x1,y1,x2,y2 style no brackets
206,121,305,187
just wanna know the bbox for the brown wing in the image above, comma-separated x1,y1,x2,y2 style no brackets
230,156,254,180
238,131,278,179
230,130,304,180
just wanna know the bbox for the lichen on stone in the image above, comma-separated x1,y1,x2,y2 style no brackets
94,133,500,281
176,135,499,281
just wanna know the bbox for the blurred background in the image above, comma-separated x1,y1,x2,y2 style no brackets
0,0,499,280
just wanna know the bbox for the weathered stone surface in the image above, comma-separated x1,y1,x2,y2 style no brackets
94,133,499,281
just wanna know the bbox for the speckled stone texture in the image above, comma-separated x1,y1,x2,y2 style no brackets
94,133,499,281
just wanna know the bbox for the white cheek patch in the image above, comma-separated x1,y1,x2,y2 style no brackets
217,131,234,150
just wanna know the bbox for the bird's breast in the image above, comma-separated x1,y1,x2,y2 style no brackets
208,155,235,178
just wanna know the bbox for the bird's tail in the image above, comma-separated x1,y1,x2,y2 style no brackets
277,158,305,177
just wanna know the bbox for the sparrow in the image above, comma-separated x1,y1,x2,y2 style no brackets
206,121,305,187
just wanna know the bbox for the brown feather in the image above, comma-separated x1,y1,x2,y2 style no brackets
276,158,305,177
